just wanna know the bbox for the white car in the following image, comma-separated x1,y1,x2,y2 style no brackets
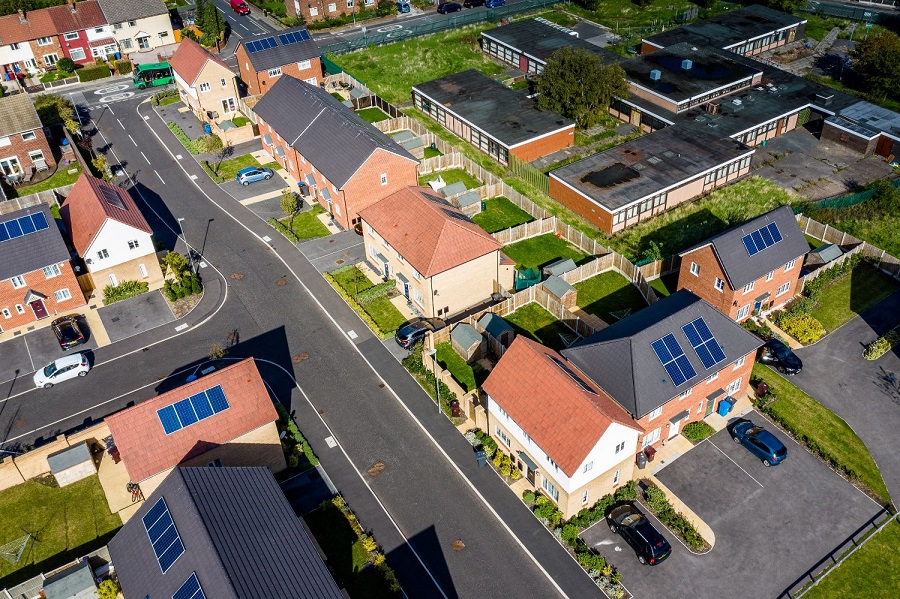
33,353,90,388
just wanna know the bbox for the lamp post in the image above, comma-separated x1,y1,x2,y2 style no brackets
427,348,441,415
177,217,193,273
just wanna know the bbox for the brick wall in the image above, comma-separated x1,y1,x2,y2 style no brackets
0,262,86,332
238,54,324,96
338,149,419,230
90,254,165,296
548,176,614,233
821,120,877,155
6,128,57,174
509,126,575,162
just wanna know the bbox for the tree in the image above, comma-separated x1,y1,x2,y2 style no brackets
91,155,113,181
281,188,299,235
851,30,900,101
205,1,226,49
33,94,80,134
766,0,805,14
56,57,75,73
193,0,208,33
536,48,629,129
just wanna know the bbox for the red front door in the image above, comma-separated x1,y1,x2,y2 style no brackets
29,299,48,319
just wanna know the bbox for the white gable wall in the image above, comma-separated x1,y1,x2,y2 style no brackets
84,218,155,271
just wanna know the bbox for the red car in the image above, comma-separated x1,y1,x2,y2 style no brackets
230,0,251,15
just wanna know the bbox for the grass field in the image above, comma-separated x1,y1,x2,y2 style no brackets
357,107,390,123
505,303,576,352
436,342,487,392
206,153,282,184
472,197,534,233
804,196,900,257
808,265,900,332
575,271,648,322
277,205,331,241
503,233,587,270
418,168,481,189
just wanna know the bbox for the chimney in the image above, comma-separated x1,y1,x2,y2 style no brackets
69,0,77,13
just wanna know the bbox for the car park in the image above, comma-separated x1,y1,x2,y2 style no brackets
236,166,274,186
757,338,802,374
51,315,86,350
437,2,462,13
33,353,91,388
728,417,787,466
485,0,505,6
230,0,251,14
395,317,446,348
397,1,411,12
607,503,672,565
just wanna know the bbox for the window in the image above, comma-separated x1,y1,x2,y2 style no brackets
37,36,53,46
369,245,377,258
614,441,626,454
706,372,719,383
542,477,559,502
199,82,211,93
726,377,743,395
304,77,318,85
690,262,700,276
94,27,104,33
495,426,511,447
735,304,750,320
10,43,20,50
208,458,223,467
137,36,150,50
298,59,311,70
54,288,72,302
714,277,725,292
784,259,795,271
698,400,704,414
69,47,86,62
328,2,337,11
777,281,791,296
15,304,25,315
347,0,354,5
733,356,745,369
413,288,424,307
1,308,10,319
43,54,59,66
367,224,374,235
121,38,132,50
613,469,620,484
97,249,109,260
309,7,318,15
583,461,593,473
128,20,137,27
128,239,140,250
29,150,44,164
641,427,661,448
413,269,422,281
64,32,79,40
679,388,692,399
743,281,755,294
221,78,227,87
139,263,148,278
582,490,589,505
113,22,123,30
268,67,282,77
43,264,61,278
380,173,387,186
648,406,662,420
10,275,25,289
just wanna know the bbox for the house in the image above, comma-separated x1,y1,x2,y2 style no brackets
642,4,806,57
253,75,418,230
60,173,164,292
0,93,57,184
103,358,285,497
170,38,239,119
96,0,174,55
548,126,753,234
0,7,59,74
0,204,85,332
284,0,369,26
358,186,513,319
236,26,322,96
107,466,344,599
677,205,809,321
483,335,644,518
561,290,762,453
48,0,117,66
412,69,575,164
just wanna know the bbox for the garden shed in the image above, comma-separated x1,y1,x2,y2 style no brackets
477,312,516,349
48,441,96,488
451,323,485,363
42,560,98,599
544,258,577,277
806,243,843,268
542,275,577,309
440,181,468,198
454,190,483,217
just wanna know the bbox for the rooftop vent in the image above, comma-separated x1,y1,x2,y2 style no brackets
649,69,661,81
732,98,742,106
681,59,693,71
706,102,720,115
815,92,834,106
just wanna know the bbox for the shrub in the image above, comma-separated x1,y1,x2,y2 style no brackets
682,421,716,442
561,523,579,547
77,64,111,82
167,121,200,154
57,57,75,73
522,490,536,504
775,312,825,344
97,580,119,599
360,534,378,552
196,133,223,153
401,342,426,373
863,328,900,360
641,483,708,551
103,280,149,304
534,495,564,528
153,89,179,106
116,59,133,75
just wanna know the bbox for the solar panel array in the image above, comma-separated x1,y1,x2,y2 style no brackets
173,573,206,599
682,317,727,369
742,222,783,256
278,30,311,46
651,334,697,387
0,212,49,243
99,185,126,210
143,498,185,573
245,36,277,53
157,385,230,435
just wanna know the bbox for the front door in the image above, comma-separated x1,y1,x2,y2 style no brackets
875,135,895,158
382,262,389,279
109,273,118,287
630,110,642,128
704,398,716,417
754,299,762,313
402,281,409,299
526,467,536,485
668,418,682,439
29,299,48,319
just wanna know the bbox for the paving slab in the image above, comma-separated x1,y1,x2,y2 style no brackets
98,290,175,343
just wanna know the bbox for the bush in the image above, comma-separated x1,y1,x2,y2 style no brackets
77,64,111,82
167,121,200,154
57,57,75,73
196,133,223,153
522,490,536,504
775,312,826,344
153,89,179,106
682,421,716,442
103,280,149,304
864,328,900,360
116,59,133,75
97,580,119,599
561,523,579,547
641,483,708,551
534,495,564,528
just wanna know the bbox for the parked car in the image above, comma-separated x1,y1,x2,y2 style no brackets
485,0,505,6
728,418,787,466
230,0,251,14
51,315,86,350
395,318,447,348
396,1,411,12
757,339,802,374
463,0,486,6
437,2,462,13
236,166,274,186
607,503,672,565
33,353,91,389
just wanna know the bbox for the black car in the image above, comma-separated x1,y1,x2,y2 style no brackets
607,503,672,565
395,317,447,348
437,2,462,13
758,339,802,374
51,315,86,350
463,0,485,6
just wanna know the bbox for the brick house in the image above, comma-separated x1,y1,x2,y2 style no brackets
60,173,164,295
0,8,60,74
0,93,56,185
561,290,762,453
483,335,644,519
253,75,418,231
96,0,174,55
0,204,85,333
677,205,809,322
170,38,240,120
48,0,116,66
412,69,574,165
284,0,371,25
236,26,322,96
358,186,514,319
104,358,286,498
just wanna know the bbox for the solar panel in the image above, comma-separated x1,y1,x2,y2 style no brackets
99,185,126,210
156,385,230,435
247,36,277,53
5,218,22,239
158,405,182,434
651,333,697,387
173,573,206,599
142,498,185,573
278,30,311,46
174,398,198,428
682,317,727,369
0,213,51,244
206,385,229,412
742,222,782,256
190,391,214,420
30,212,49,230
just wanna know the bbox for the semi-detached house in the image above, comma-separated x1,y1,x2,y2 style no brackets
170,38,239,119
0,7,58,75
48,0,117,66
0,93,56,187
96,0,174,55
235,26,322,96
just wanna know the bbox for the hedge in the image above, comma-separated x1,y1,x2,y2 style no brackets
116,59,133,75
77,64,111,82
775,312,825,344
642,483,708,551
682,421,715,442
864,327,900,360
103,280,149,304
166,122,222,155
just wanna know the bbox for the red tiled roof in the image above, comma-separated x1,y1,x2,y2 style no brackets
482,336,642,476
358,186,502,278
60,174,153,255
104,359,280,483
169,38,232,86
88,37,116,48
47,1,106,35
0,7,58,45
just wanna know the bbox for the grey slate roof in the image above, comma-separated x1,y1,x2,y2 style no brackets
108,467,343,599
440,181,468,197
42,561,97,599
544,258,576,276
0,204,69,281
0,93,43,137
455,190,481,208
240,26,320,73
481,18,621,66
451,323,483,349
561,290,762,418
47,441,92,474
543,275,575,298
253,75,416,188
679,205,808,289
478,312,514,339
96,0,168,24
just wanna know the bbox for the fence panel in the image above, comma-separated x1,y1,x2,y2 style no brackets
508,153,550,195
0,184,73,215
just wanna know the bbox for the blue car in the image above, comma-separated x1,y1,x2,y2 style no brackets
486,0,504,7
396,1,410,12
236,166,274,186
729,418,787,466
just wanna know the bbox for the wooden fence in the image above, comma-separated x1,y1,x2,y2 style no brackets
418,152,504,189
798,214,900,280
638,256,680,280
0,184,73,216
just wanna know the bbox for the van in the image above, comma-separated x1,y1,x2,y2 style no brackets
230,0,251,14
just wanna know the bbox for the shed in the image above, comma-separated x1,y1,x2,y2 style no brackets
476,312,516,348
544,258,576,277
543,275,577,308
440,181,468,198
451,323,485,363
42,560,98,599
454,190,482,216
807,243,843,267
48,442,95,487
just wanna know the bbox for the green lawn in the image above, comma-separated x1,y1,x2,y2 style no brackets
331,92,344,101
206,153,282,184
332,265,375,295
231,116,250,127
505,303,577,352
503,233,587,270
418,168,481,189
435,342,487,392
803,518,900,599
357,107,390,123
39,70,74,83
156,94,181,107
808,265,900,332
331,25,505,104
471,197,534,233
0,476,121,584
753,363,890,504
278,205,331,241
423,146,443,159
575,271,648,322
650,274,677,298
6,162,82,198
804,200,900,257
330,265,406,335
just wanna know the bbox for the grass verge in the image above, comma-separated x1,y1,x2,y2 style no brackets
503,233,587,270
268,205,331,242
202,153,282,184
418,167,481,189
808,264,900,332
327,265,406,337
574,270,648,322
471,196,534,233
435,342,487,392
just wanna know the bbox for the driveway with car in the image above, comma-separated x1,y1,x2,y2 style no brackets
581,411,882,597
220,175,285,202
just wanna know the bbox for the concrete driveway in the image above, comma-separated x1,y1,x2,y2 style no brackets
0,316,100,383
299,230,365,273
582,413,883,598
792,291,900,501
220,175,285,202
98,290,175,343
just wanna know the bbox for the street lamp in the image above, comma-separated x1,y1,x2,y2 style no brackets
427,348,441,415
177,217,193,273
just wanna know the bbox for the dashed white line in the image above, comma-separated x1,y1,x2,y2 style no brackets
240,23,249,31
141,151,150,164
707,439,764,488
128,134,137,146
117,118,125,130
175,323,189,332
105,104,114,115
155,171,166,185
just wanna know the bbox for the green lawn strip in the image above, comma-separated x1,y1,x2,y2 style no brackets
503,233,587,270
805,234,823,249
356,107,390,123
803,518,900,599
231,116,250,127
332,265,376,294
156,95,180,107
270,205,331,242
505,303,574,352
534,9,578,26
649,276,673,297
361,296,407,336
204,153,282,183
574,270,648,322
435,341,479,392
808,265,900,332
418,168,481,189
423,146,443,159
471,196,534,233
6,162,82,198
40,70,75,83
805,73,900,114
804,209,900,257
0,476,121,583
752,363,890,504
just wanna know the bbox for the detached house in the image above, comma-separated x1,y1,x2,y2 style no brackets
170,38,239,119
254,75,418,230
0,93,56,184
96,0,174,55
483,336,644,519
358,186,513,319
48,0,117,66
60,174,164,292
0,204,85,332
677,205,808,321
236,26,322,96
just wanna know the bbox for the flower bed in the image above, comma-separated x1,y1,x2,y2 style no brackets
641,482,709,551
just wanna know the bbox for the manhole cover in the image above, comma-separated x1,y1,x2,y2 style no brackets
293,353,309,363
367,461,386,477
231,273,244,280
452,539,465,552
276,279,286,286
378,383,385,388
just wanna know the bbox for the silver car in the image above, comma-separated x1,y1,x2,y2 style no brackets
34,353,90,388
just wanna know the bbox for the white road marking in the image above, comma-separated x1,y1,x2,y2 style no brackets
155,171,166,185
176,154,183,160
347,330,358,339
143,115,150,120
128,134,137,146
117,118,125,130
190,174,198,180
141,151,150,164
175,323,189,331
707,439,764,488
240,23,249,31
261,235,272,243
22,338,35,373
325,436,337,448
105,104,114,115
